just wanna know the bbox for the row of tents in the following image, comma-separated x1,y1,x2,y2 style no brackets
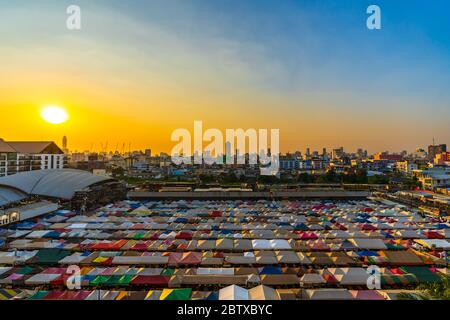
5,237,450,252
0,285,424,300
0,248,446,267
0,264,446,288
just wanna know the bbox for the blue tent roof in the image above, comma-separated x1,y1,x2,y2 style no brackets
204,292,218,300
355,250,379,257
259,266,282,274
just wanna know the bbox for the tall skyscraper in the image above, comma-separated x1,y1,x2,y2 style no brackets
62,136,68,153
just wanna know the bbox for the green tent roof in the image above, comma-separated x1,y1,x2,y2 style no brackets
90,275,111,286
34,249,71,265
161,268,175,276
162,288,192,300
400,267,441,283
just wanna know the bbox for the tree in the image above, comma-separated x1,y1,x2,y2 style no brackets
111,166,124,177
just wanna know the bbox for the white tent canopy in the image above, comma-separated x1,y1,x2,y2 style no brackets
219,285,249,300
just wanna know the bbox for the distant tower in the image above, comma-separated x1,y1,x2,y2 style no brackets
62,136,68,153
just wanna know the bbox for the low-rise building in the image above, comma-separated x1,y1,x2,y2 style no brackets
413,166,450,190
396,160,419,174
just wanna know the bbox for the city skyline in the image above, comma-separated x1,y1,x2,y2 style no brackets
1,0,450,154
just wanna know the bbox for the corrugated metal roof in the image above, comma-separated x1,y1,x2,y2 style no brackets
0,169,113,199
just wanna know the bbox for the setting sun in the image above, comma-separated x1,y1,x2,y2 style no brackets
40,106,69,125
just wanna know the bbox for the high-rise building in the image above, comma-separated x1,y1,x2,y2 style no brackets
332,147,344,159
428,144,447,161
62,136,68,154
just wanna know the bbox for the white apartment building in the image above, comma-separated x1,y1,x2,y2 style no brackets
0,139,65,177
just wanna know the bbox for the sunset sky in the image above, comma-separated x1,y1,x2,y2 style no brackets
1,0,449,154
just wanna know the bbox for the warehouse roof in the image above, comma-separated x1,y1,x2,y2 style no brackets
0,169,113,200
0,186,28,206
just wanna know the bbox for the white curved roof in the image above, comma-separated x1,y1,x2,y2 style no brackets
0,186,27,206
0,169,113,200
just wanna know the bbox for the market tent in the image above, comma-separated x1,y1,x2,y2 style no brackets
255,252,278,264
269,240,291,250
248,285,280,300
112,255,168,265
27,291,50,300
181,252,203,265
234,239,253,251
180,275,248,286
145,290,162,300
216,239,234,250
59,252,89,264
305,289,354,300
381,250,424,265
197,240,216,250
260,274,299,286
224,254,257,265
32,249,71,265
349,238,387,250
400,267,441,283
190,291,217,300
252,239,272,250
25,273,61,285
0,289,21,300
219,285,249,300
121,291,148,300
276,289,297,300
349,290,385,300
414,239,450,249
377,290,421,300
130,275,170,286
0,267,12,276
328,268,370,286
300,273,326,285
275,251,301,264
234,267,260,275
197,268,234,275
85,290,120,300
160,288,192,300
130,206,153,215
